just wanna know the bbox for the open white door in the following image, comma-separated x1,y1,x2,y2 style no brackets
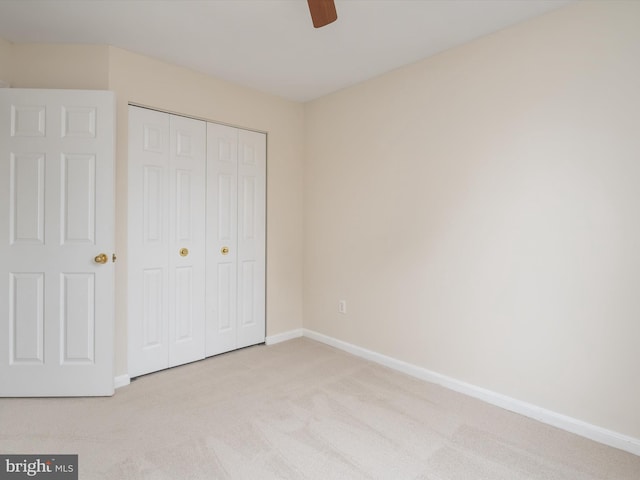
0,89,115,396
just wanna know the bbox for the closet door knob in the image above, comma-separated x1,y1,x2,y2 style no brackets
179,248,189,257
94,253,108,264
221,246,229,255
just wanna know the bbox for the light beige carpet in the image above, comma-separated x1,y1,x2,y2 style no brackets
0,338,638,479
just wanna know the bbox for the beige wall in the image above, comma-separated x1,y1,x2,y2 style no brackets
11,43,109,89
8,43,305,378
0,37,12,84
304,0,640,439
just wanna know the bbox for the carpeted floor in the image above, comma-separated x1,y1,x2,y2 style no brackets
1,337,638,479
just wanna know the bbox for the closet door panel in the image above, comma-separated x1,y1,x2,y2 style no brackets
128,107,170,377
168,115,206,368
236,129,266,348
206,123,238,356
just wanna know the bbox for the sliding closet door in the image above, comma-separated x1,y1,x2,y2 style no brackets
128,106,206,377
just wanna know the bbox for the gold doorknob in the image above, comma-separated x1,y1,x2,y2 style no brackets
179,248,189,257
221,246,229,255
94,253,108,264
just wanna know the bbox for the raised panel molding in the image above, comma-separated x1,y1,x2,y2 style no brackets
219,140,233,163
61,154,96,245
241,144,256,166
9,273,44,364
176,131,192,157
175,170,192,241
217,175,234,241
10,153,45,245
174,266,193,342
143,124,163,153
61,273,95,364
239,260,255,327
217,263,233,332
241,176,256,240
143,166,164,244
61,106,96,138
11,105,45,137
143,268,163,349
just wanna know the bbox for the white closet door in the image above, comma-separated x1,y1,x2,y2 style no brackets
128,107,170,377
206,123,238,356
128,107,206,377
0,89,115,396
168,114,206,367
206,123,265,356
236,129,266,348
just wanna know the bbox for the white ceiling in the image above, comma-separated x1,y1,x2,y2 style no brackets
0,0,573,102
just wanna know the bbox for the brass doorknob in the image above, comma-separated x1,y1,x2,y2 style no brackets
221,246,229,255
179,248,189,257
94,253,108,264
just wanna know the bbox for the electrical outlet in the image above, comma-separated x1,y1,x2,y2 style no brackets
338,300,347,314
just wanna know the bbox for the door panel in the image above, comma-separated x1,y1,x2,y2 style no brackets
128,107,206,376
143,268,164,348
174,267,193,341
10,272,44,364
206,123,238,356
167,114,206,368
236,129,266,349
206,124,265,355
61,153,96,244
61,272,95,363
10,153,45,244
0,89,115,396
143,166,164,243
128,107,170,377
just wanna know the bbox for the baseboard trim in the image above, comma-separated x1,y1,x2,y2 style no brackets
265,328,304,346
302,328,640,457
114,374,130,389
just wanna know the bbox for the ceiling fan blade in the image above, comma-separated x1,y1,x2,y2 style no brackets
307,0,338,28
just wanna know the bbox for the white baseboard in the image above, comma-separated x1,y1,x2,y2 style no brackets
114,374,130,389
302,328,640,457
265,328,304,345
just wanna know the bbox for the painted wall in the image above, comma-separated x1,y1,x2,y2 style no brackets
0,37,12,85
11,43,109,89
8,44,305,378
304,0,640,439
